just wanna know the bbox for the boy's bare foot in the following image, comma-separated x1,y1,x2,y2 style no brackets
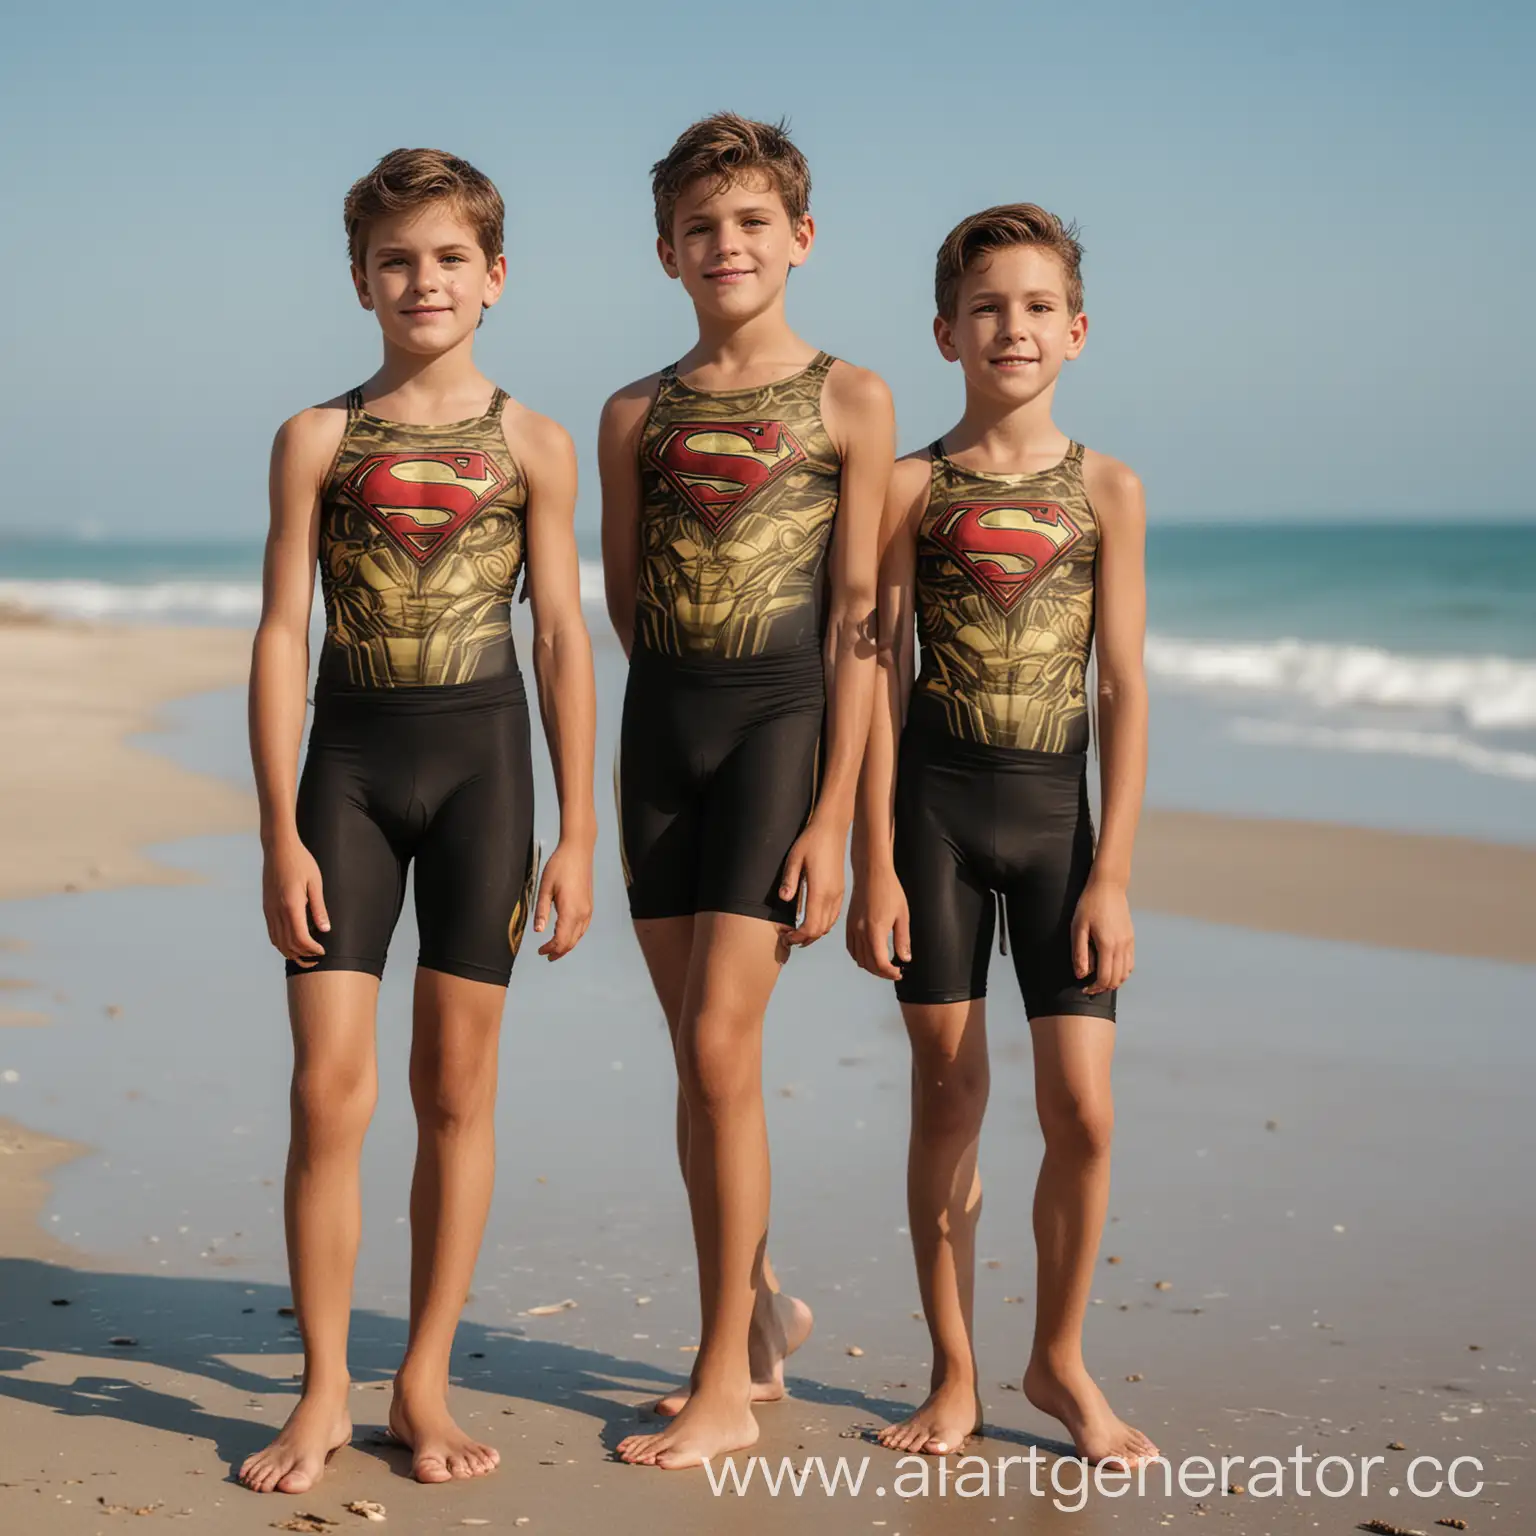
1023,1360,1159,1466
652,1291,813,1417
238,1389,352,1494
617,1388,760,1470
877,1374,981,1456
388,1372,500,1483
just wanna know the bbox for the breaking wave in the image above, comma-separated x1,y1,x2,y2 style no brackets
1145,635,1536,731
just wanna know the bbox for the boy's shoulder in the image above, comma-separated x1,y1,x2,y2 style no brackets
819,356,894,458
821,355,891,413
599,371,665,444
271,396,350,470
1079,446,1145,527
498,394,575,477
893,445,936,493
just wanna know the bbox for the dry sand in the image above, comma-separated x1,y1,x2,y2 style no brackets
0,620,1531,1532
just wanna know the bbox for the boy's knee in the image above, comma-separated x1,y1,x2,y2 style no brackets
677,1014,760,1115
914,1055,990,1139
410,1059,495,1131
1039,1094,1114,1159
292,1062,376,1138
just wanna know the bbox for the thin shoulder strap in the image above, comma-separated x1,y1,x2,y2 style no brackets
484,386,509,419
345,386,365,417
928,437,949,463
1066,440,1086,466
807,350,837,378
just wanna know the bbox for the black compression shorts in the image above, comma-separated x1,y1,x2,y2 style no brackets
892,723,1115,1019
618,645,824,925
287,675,537,986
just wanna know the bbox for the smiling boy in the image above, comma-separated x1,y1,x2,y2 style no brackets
849,205,1156,1467
241,149,596,1494
600,114,894,1469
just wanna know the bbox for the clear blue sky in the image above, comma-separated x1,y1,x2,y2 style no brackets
1,0,1531,535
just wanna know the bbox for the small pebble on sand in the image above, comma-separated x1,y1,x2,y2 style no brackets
847,1345,864,1357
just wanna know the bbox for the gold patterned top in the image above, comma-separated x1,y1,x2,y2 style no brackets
315,388,527,689
635,352,841,659
911,439,1099,753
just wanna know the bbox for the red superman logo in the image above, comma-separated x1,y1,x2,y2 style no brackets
928,501,1082,613
343,451,508,563
648,420,807,534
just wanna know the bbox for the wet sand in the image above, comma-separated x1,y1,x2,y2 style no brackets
0,623,1531,1531
0,622,254,904
1136,808,1536,964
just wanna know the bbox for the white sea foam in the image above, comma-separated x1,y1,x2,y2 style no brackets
0,561,614,623
0,579,265,621
1145,635,1536,731
1230,718,1536,783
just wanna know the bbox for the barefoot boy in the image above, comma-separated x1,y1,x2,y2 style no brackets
849,205,1156,1466
600,114,894,1469
242,149,596,1493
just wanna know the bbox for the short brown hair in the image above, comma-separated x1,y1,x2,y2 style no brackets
651,113,811,241
343,148,505,269
935,204,1084,320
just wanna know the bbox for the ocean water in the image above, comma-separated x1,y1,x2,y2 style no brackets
2,523,1534,830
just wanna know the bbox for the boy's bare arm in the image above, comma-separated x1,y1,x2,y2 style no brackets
1075,451,1149,994
781,362,896,946
511,405,597,960
248,404,345,962
847,455,929,978
597,378,660,658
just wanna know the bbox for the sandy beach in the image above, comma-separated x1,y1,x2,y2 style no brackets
0,623,255,904
1,619,1531,1533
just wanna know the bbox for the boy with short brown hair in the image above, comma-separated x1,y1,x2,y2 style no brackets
849,203,1156,1467
600,113,895,1469
242,147,596,1494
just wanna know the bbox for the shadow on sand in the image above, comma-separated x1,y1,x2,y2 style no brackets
0,1259,1067,1477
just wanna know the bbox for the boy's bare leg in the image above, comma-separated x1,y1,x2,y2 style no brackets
879,999,988,1455
240,973,379,1493
618,913,787,1468
634,916,813,1418
1021,1015,1158,1465
388,967,506,1482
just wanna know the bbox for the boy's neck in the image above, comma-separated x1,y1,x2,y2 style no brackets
946,383,1069,467
679,300,813,375
370,335,488,405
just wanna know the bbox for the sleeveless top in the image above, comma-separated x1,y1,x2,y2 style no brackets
634,352,842,660
911,439,1099,754
315,387,527,690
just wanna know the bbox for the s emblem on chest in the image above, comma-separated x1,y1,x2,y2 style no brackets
928,501,1082,613
649,420,807,534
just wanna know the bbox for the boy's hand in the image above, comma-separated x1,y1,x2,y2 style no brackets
534,839,594,960
1072,876,1134,996
263,837,328,967
780,817,848,947
846,866,911,980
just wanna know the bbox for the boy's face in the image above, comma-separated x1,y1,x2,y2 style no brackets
352,203,506,353
935,244,1088,405
657,175,814,322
